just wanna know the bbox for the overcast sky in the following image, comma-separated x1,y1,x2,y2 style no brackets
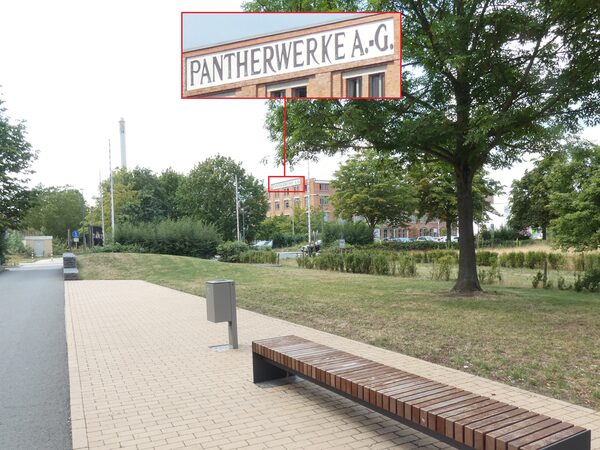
1,0,598,228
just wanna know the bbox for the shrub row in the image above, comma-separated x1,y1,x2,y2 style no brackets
217,241,278,264
116,219,222,258
411,250,458,264
297,250,417,277
238,250,278,264
272,233,305,249
362,241,459,251
497,251,566,270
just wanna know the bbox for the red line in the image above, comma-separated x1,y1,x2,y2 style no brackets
283,97,287,176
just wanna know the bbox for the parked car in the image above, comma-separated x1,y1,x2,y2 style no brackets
252,240,273,249
416,236,437,242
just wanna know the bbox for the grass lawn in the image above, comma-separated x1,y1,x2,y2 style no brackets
78,252,600,410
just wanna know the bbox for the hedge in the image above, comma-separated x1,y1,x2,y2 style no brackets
116,219,222,258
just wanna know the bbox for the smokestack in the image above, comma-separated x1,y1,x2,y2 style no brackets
119,118,127,169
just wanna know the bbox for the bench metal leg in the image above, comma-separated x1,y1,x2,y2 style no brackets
542,429,591,450
253,353,291,383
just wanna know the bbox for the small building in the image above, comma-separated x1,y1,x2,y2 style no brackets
22,236,53,257
267,178,337,222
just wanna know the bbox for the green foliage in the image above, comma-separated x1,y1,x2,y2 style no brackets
550,143,600,250
217,241,250,262
322,221,373,246
573,253,600,272
255,0,600,292
408,161,502,239
368,240,458,251
297,249,417,277
23,186,86,238
478,263,503,285
480,226,527,242
431,256,455,281
238,250,278,264
116,219,222,258
574,269,600,293
498,252,526,269
532,271,544,289
271,233,305,248
410,249,458,264
330,151,417,229
476,251,499,267
176,155,268,241
5,230,28,255
0,98,37,263
524,251,548,270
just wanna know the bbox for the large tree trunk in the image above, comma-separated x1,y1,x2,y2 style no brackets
453,166,482,293
542,226,547,240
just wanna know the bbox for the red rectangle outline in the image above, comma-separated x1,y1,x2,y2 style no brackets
181,11,402,100
268,176,306,193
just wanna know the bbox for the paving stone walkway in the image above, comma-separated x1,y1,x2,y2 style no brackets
65,280,599,450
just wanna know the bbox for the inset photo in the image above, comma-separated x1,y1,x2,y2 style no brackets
182,12,401,99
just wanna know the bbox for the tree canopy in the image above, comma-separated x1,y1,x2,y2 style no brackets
0,98,37,263
331,151,417,230
250,0,600,292
23,186,86,239
176,155,268,241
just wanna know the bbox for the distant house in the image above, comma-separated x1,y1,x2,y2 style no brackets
22,236,53,257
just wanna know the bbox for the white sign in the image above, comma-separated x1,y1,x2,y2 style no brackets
186,18,395,91
339,239,345,249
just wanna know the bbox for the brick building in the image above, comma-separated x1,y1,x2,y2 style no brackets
183,13,401,98
267,178,336,222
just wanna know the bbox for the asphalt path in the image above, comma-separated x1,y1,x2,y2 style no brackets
0,261,71,450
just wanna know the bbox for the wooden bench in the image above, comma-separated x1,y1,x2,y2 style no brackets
252,336,590,450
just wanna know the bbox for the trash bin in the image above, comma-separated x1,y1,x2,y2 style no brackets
205,280,238,349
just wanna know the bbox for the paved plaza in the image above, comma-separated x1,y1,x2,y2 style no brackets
65,280,600,450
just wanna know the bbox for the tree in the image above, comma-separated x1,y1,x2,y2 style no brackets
159,168,184,220
549,142,600,250
250,0,600,292
176,155,268,241
508,153,565,240
408,161,502,243
23,186,86,239
331,151,417,231
0,98,37,263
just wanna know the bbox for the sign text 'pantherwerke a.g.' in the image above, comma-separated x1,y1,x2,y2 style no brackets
185,18,395,91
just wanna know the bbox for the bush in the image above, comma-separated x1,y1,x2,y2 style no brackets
373,240,458,251
297,250,417,278
532,271,544,288
478,263,502,284
116,219,222,258
271,233,305,249
217,241,250,262
573,253,600,272
431,255,454,281
525,251,547,269
476,251,499,267
238,250,278,264
323,221,373,246
547,253,567,270
574,268,600,293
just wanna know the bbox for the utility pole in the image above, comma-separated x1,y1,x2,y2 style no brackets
235,175,241,241
307,161,312,244
109,140,116,243
100,171,106,246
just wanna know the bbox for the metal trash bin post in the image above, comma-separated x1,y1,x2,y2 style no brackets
205,280,238,349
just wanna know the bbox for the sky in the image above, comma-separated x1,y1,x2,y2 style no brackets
1,0,598,228
183,12,365,51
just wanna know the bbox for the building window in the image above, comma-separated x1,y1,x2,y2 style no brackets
319,196,328,206
270,89,285,98
284,200,290,209
275,202,280,210
291,86,307,98
420,227,428,236
383,229,388,239
346,77,362,97
369,73,384,97
319,183,329,191
294,198,300,207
